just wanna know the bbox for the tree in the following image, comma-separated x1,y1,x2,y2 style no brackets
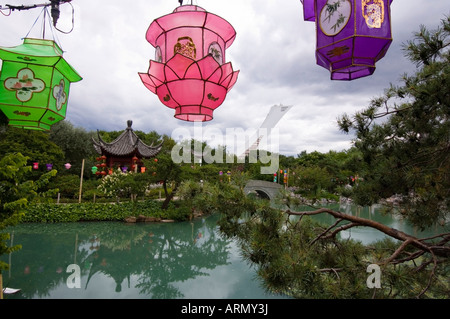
181,18,450,298
144,137,189,209
338,16,449,229
0,127,64,175
0,153,57,288
291,165,334,201
48,120,97,175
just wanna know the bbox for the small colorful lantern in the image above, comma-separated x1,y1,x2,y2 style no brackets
139,4,239,121
300,0,393,80
33,162,39,170
64,163,71,169
0,38,82,130
46,163,53,171
91,166,98,174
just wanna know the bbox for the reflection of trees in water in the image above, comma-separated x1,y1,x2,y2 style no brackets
2,215,231,298
134,216,230,298
1,224,90,299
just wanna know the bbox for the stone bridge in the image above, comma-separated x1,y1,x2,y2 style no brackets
244,180,283,201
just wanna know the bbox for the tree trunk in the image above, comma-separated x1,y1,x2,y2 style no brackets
162,181,178,210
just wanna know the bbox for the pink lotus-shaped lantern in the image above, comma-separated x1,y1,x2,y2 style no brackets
300,0,393,80
139,5,239,121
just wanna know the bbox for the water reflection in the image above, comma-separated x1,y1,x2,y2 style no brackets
1,215,282,299
2,204,447,299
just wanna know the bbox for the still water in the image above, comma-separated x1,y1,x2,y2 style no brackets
1,203,448,299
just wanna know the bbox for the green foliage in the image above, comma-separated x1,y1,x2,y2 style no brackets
179,179,449,298
338,16,450,229
48,174,81,199
20,200,191,223
0,153,57,272
292,166,334,201
0,127,64,175
48,121,97,175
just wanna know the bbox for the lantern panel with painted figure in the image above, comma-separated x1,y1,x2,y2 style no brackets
0,38,82,130
300,0,393,80
139,5,239,122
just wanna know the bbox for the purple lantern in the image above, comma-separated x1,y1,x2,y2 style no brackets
300,0,393,80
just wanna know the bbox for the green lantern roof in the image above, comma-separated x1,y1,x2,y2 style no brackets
0,38,82,82
0,38,82,131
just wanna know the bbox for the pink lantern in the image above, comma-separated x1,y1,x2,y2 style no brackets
33,162,39,170
139,5,239,121
64,163,72,169
300,0,393,80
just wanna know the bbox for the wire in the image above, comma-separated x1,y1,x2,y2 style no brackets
54,1,74,34
1,1,75,34
0,5,12,16
23,6,46,39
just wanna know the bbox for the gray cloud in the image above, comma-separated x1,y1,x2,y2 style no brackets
0,0,448,156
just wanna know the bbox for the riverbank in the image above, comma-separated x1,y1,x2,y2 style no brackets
20,200,193,223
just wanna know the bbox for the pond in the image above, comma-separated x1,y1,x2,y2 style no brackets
1,203,448,299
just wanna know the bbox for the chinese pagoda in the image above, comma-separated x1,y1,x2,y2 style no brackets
92,120,162,172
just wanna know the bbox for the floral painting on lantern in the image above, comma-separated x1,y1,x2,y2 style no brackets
52,79,67,111
362,0,385,29
4,68,45,102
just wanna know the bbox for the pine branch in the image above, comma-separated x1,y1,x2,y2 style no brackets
285,208,450,258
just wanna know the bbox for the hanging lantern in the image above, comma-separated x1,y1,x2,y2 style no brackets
300,0,393,80
64,163,71,169
139,5,239,121
33,162,39,170
0,38,82,130
46,163,53,170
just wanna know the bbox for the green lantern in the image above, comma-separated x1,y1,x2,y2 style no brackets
0,38,82,130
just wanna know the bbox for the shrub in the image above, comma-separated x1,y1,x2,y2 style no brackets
20,200,190,223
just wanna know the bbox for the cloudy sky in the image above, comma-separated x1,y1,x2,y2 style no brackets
1,0,448,156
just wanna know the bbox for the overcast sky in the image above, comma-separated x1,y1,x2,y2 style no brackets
1,0,448,156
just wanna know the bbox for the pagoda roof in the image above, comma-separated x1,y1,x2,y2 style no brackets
92,120,162,158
